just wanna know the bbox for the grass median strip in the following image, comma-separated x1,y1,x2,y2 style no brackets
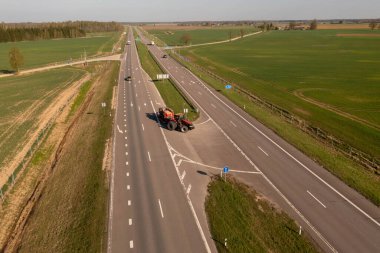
135,38,198,121
206,176,318,253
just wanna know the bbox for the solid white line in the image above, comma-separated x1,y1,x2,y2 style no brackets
230,121,237,127
149,100,212,253
183,59,380,228
129,240,133,248
129,218,132,225
308,190,327,208
195,118,211,126
149,58,337,252
258,146,269,156
148,151,151,162
158,199,164,218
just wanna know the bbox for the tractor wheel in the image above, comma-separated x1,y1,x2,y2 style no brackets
180,125,189,133
167,121,177,131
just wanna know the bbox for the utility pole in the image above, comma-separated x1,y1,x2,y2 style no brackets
84,48,87,66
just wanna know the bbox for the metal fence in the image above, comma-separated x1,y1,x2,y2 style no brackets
170,51,379,174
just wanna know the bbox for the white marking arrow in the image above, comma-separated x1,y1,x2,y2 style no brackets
117,125,123,134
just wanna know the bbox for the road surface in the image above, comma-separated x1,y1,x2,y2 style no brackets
138,28,380,253
108,29,210,253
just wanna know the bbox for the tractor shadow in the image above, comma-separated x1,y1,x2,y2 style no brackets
145,112,166,130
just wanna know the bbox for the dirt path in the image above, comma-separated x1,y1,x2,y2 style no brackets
0,54,121,79
293,89,379,131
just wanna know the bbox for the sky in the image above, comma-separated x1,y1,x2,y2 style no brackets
0,0,379,23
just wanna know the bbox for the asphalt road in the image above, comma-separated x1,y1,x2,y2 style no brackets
107,29,210,253
138,29,380,253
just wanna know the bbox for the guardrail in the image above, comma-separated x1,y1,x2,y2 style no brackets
169,50,379,174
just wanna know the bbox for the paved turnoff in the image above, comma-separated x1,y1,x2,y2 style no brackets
136,28,380,253
108,29,210,253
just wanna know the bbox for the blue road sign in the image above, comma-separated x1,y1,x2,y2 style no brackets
225,84,232,89
223,167,229,173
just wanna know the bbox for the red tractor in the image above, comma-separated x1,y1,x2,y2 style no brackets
157,107,195,133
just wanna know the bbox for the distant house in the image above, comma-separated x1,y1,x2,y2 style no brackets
294,26,307,30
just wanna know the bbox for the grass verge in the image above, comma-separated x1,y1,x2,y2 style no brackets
171,52,380,206
135,38,198,121
16,61,119,252
67,80,92,119
206,176,318,253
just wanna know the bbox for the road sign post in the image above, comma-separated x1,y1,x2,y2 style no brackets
223,166,229,182
101,102,106,115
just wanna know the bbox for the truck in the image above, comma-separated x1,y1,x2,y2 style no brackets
149,41,155,45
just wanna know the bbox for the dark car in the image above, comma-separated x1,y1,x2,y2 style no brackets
162,54,168,58
125,76,131,81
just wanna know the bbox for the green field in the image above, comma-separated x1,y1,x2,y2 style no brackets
0,68,85,169
147,27,258,46
206,177,318,253
0,32,121,71
176,29,380,158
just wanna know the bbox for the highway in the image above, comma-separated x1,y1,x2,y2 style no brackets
137,29,380,253
107,29,210,253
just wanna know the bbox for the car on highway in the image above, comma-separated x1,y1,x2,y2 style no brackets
125,76,131,81
162,54,168,58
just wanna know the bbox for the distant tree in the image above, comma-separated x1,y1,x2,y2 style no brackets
228,30,233,41
9,47,24,72
240,29,245,38
310,19,318,30
180,33,192,45
289,22,296,30
369,21,377,30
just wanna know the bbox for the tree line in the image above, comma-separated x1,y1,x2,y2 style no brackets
0,21,123,43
